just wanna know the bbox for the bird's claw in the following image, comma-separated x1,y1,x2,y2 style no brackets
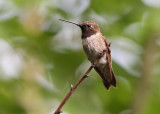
99,52,103,57
91,49,108,67
98,49,107,58
91,61,96,67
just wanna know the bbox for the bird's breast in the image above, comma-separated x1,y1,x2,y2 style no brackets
82,32,106,61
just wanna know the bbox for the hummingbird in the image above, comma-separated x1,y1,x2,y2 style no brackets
59,19,116,90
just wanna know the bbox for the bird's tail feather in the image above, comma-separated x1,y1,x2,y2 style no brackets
102,70,117,90
94,67,116,90
102,80,110,90
110,70,116,87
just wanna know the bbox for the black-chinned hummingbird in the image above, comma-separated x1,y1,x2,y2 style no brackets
59,19,116,90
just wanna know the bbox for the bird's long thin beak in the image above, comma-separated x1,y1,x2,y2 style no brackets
59,19,80,26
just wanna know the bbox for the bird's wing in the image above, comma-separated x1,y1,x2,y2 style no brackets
102,34,113,79
94,35,116,90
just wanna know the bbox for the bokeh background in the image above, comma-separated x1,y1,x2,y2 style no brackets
0,0,160,114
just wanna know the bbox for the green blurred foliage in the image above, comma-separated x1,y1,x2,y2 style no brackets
0,0,160,114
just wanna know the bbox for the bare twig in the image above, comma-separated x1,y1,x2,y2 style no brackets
54,65,93,114
54,47,107,114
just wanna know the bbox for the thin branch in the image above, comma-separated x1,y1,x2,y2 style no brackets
54,65,93,114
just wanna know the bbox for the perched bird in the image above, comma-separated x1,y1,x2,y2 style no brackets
59,19,116,90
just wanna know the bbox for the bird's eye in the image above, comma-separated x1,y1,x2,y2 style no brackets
87,24,92,28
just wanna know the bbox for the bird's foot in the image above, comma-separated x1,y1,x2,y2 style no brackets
98,49,107,59
91,61,96,67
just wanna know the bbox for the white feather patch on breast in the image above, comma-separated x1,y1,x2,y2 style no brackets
82,32,106,61
82,33,106,54
99,53,107,64
82,32,104,49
